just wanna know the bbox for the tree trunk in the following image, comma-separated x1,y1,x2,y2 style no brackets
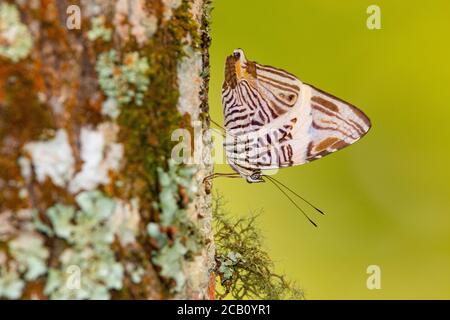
0,0,214,299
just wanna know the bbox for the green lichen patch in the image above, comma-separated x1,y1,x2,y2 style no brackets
213,195,304,300
43,191,124,299
155,160,198,226
147,160,202,293
87,16,112,42
0,209,49,299
0,233,48,299
0,3,33,63
9,233,49,282
0,256,24,299
96,50,150,107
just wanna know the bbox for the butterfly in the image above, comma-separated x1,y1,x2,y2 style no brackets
210,49,371,226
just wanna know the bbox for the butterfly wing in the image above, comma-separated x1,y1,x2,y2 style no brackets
222,50,302,136
293,83,371,164
238,83,371,170
221,49,371,176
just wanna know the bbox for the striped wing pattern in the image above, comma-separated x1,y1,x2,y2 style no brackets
304,85,371,162
222,49,371,182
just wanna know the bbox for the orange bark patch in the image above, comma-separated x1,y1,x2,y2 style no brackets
207,272,216,300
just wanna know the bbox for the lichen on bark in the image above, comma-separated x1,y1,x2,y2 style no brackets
0,0,213,299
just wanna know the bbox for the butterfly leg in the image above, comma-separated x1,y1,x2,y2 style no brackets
202,172,240,183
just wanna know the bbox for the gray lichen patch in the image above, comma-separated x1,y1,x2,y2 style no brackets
69,123,123,194
0,190,143,299
114,0,158,46
162,0,183,22
22,123,123,194
110,198,140,246
0,3,33,63
177,45,203,121
23,129,75,188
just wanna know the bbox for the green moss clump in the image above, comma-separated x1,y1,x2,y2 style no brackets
213,195,304,300
87,0,207,295
117,0,204,209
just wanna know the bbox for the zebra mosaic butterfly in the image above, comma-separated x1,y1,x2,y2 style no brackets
215,49,371,225
221,49,371,183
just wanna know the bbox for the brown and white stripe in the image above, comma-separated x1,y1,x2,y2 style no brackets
221,49,371,183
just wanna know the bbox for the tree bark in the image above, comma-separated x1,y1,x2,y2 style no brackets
0,0,213,299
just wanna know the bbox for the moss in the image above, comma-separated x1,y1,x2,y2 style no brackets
213,194,305,300
204,0,214,23
116,0,203,211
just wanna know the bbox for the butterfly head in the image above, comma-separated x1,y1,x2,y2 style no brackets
232,48,246,64
224,49,301,109
224,49,253,89
246,172,264,183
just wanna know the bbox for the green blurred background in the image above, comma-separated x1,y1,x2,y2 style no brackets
208,0,450,299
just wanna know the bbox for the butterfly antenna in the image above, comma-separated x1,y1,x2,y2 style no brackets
265,176,318,227
209,118,226,133
208,117,244,141
265,175,325,215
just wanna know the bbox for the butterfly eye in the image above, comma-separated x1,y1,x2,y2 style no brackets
250,172,261,181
